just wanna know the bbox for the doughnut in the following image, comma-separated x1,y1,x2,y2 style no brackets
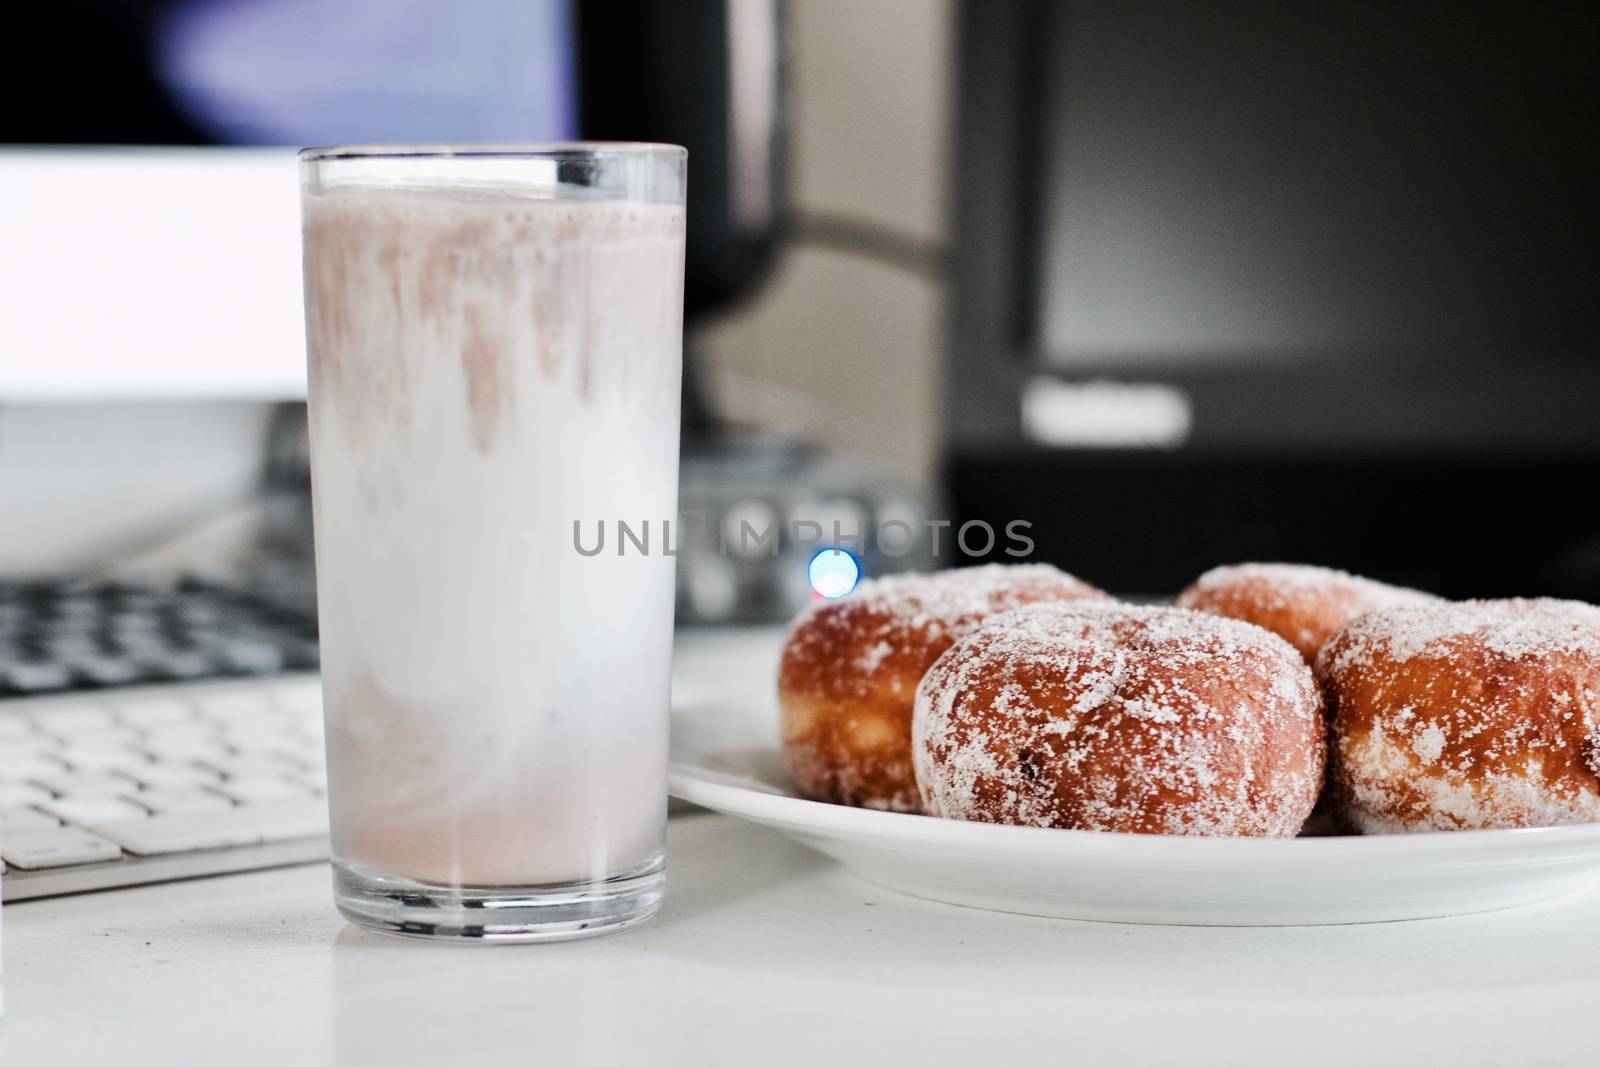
912,602,1324,836
1318,598,1600,833
1174,562,1441,665
778,564,1111,812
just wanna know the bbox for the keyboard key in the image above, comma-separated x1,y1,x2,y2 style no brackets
219,713,302,743
292,773,327,795
232,746,313,771
133,787,234,815
264,754,315,779
267,740,323,766
278,702,322,727
110,694,195,728
209,726,300,758
201,751,300,777
0,734,64,758
1,752,71,782
141,719,223,744
3,805,63,829
0,780,56,806
175,602,223,627
127,759,223,789
213,776,313,805
93,799,326,856
109,612,161,635
195,689,277,720
33,770,141,798
29,702,115,734
56,741,150,773
0,713,36,738
0,661,73,693
269,678,324,715
2,826,122,868
40,795,149,826
142,650,218,680
218,640,286,674
66,656,145,687
54,724,143,747
135,731,230,764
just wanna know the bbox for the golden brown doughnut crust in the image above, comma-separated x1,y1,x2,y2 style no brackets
913,603,1324,836
778,564,1110,812
1174,562,1441,664
1318,599,1600,832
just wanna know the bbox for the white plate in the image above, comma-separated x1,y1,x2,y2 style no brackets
668,700,1600,925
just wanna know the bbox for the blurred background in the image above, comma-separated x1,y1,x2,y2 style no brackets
2,0,1598,682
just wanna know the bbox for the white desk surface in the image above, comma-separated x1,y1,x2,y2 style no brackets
4,628,1599,1066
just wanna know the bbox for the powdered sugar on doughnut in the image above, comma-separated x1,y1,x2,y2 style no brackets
777,565,1110,813
912,603,1323,837
782,564,1111,700
1318,598,1600,832
1175,562,1440,664
1321,597,1600,672
1185,562,1430,603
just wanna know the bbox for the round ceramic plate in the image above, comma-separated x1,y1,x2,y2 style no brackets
668,700,1600,926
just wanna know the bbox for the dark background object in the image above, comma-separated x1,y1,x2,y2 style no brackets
951,449,1600,603
578,0,789,438
3,1,204,143
578,0,787,325
947,0,1600,596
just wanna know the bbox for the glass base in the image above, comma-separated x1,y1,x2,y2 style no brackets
333,854,664,943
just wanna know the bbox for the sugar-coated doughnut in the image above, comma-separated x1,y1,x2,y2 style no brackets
778,564,1111,812
912,602,1324,836
1318,598,1600,833
1175,562,1441,664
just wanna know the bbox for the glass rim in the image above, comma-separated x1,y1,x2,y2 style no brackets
298,142,686,163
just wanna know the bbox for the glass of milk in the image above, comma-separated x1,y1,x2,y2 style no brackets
299,144,686,941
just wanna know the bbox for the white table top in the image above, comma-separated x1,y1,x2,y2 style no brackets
4,628,1599,1065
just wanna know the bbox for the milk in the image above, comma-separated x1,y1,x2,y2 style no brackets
302,185,684,888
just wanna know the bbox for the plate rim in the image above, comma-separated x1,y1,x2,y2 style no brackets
669,757,1600,865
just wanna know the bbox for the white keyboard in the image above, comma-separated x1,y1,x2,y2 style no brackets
0,674,328,901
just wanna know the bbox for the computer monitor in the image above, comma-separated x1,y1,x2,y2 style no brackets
947,0,1600,598
0,0,783,413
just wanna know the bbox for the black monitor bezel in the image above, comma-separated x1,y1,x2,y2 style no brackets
945,0,1600,459
946,0,1048,451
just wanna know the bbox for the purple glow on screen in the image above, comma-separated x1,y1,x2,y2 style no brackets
156,0,577,145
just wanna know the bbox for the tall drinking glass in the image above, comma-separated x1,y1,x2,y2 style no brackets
298,144,686,941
